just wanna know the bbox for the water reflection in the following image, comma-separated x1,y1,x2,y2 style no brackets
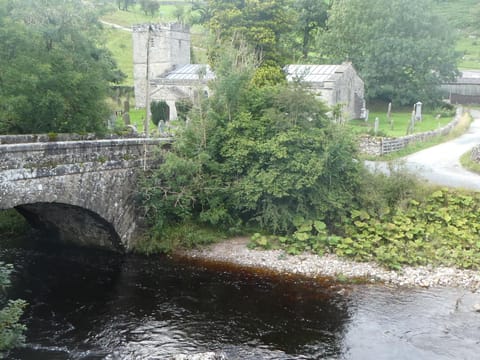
5,245,349,359
2,242,480,359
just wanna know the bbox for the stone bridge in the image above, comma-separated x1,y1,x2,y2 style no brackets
0,136,168,252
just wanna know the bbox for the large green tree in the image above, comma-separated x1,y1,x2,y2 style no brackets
321,0,459,105
140,48,363,243
206,0,296,65
0,0,124,134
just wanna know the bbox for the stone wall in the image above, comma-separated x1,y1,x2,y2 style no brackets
471,145,480,163
0,138,168,251
358,107,463,156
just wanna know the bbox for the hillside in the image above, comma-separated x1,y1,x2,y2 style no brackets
433,0,480,69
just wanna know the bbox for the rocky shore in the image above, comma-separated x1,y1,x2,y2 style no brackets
175,237,480,290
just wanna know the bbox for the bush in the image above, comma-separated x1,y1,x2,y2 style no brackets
150,100,169,126
0,263,26,356
139,53,363,249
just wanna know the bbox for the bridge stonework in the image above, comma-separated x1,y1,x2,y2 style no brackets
0,138,166,252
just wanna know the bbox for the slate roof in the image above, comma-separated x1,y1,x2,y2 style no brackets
283,64,347,84
164,64,215,81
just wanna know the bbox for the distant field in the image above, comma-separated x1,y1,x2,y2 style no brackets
456,37,480,70
101,4,179,27
433,0,480,69
104,29,133,86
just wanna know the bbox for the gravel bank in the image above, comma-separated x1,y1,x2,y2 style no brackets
175,237,480,290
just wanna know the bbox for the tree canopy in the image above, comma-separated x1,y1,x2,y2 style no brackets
321,0,459,105
0,0,124,134
140,47,363,248
205,0,297,66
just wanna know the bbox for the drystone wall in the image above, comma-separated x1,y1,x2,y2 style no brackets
358,107,463,156
471,145,480,163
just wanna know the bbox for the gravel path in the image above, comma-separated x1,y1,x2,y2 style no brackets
176,237,480,290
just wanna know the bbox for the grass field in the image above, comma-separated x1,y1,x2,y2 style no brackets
348,101,455,137
349,113,452,138
101,4,179,27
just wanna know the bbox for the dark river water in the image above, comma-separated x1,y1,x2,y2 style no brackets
2,241,480,360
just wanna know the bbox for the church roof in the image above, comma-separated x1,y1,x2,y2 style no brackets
164,64,215,81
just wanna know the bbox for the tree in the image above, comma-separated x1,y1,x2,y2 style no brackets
116,0,134,11
206,0,296,65
293,0,329,59
150,100,170,126
140,46,363,241
320,0,459,105
0,0,124,134
0,262,26,357
140,0,160,16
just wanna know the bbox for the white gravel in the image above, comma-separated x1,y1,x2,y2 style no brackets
175,237,480,290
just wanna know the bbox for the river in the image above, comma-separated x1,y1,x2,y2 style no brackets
2,240,479,360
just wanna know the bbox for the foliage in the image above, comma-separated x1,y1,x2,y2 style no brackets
139,47,363,251
150,100,170,126
0,0,124,134
134,222,226,254
0,262,26,357
205,0,296,65
339,189,480,270
139,0,160,16
250,171,480,271
0,210,29,241
320,0,459,105
175,99,193,121
293,0,329,59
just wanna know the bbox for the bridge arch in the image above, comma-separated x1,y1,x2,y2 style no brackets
15,202,123,252
0,137,166,252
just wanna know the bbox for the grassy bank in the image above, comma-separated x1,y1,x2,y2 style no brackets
460,149,480,174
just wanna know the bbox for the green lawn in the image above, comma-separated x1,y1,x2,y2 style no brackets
104,28,133,86
348,108,453,138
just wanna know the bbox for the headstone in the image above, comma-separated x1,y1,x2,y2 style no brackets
387,102,392,129
415,101,422,122
374,117,379,136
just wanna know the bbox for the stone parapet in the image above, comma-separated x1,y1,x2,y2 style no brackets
0,138,169,252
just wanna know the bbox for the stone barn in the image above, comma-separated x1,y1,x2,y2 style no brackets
441,70,480,104
284,63,365,119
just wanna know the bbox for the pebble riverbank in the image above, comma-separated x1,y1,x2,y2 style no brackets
175,237,480,290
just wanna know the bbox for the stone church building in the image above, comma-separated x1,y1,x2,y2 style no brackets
133,23,365,120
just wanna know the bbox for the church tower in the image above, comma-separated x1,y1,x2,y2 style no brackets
132,23,191,107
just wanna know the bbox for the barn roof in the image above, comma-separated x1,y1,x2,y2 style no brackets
283,64,348,84
456,70,480,85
